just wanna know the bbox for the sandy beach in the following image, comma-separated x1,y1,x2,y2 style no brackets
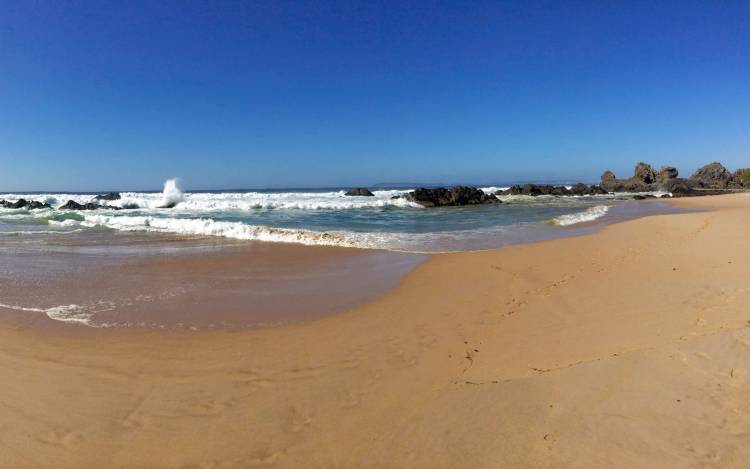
2,193,750,468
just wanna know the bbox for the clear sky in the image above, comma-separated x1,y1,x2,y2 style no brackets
0,1,748,191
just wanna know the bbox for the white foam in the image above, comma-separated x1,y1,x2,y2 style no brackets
0,189,422,211
0,302,94,325
551,205,609,226
80,214,374,248
160,178,184,207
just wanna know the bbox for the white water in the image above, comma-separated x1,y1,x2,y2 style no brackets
160,178,185,208
552,205,610,226
0,302,99,325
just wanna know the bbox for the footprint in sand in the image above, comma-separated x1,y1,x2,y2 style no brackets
36,429,83,447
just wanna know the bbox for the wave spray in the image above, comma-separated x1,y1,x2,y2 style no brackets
159,178,184,208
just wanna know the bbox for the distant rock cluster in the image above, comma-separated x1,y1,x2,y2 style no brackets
0,193,131,211
601,162,750,196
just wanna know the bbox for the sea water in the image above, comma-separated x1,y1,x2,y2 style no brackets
0,180,670,253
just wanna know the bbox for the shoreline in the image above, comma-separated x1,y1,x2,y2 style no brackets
1,193,750,467
0,197,689,331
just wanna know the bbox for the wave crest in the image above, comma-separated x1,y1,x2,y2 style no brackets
551,205,609,226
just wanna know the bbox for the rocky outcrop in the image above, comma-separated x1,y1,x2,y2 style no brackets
657,166,678,184
689,162,732,188
601,162,661,192
569,183,608,196
58,200,120,210
0,199,52,209
344,188,375,197
93,192,121,201
634,162,658,184
497,184,553,196
405,186,500,207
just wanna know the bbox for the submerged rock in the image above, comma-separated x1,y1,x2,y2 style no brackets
344,188,375,197
405,186,500,207
93,192,121,201
58,200,120,210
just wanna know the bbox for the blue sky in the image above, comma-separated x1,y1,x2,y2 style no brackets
0,0,748,191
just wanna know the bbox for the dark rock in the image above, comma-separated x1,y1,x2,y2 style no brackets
659,179,692,196
405,186,500,207
390,195,400,200
158,202,178,209
632,194,657,200
690,162,732,188
496,183,605,197
2,199,28,209
600,171,622,192
549,186,572,196
26,201,52,209
344,188,375,197
58,200,120,210
569,183,608,196
634,162,658,184
93,192,121,201
657,166,679,184
0,199,51,209
601,166,656,193
121,202,140,209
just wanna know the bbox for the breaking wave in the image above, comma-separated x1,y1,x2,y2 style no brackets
551,205,609,226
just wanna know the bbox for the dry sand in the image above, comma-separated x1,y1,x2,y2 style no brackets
1,193,750,468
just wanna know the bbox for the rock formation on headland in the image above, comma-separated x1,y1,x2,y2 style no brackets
404,186,500,207
344,188,375,196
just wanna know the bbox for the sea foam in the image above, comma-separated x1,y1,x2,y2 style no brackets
551,205,609,226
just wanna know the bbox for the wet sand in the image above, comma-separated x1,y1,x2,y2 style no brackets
1,193,750,467
0,238,425,329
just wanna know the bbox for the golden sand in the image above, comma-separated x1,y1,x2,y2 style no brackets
1,194,749,467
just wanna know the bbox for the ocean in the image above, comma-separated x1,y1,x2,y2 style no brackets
0,179,671,253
